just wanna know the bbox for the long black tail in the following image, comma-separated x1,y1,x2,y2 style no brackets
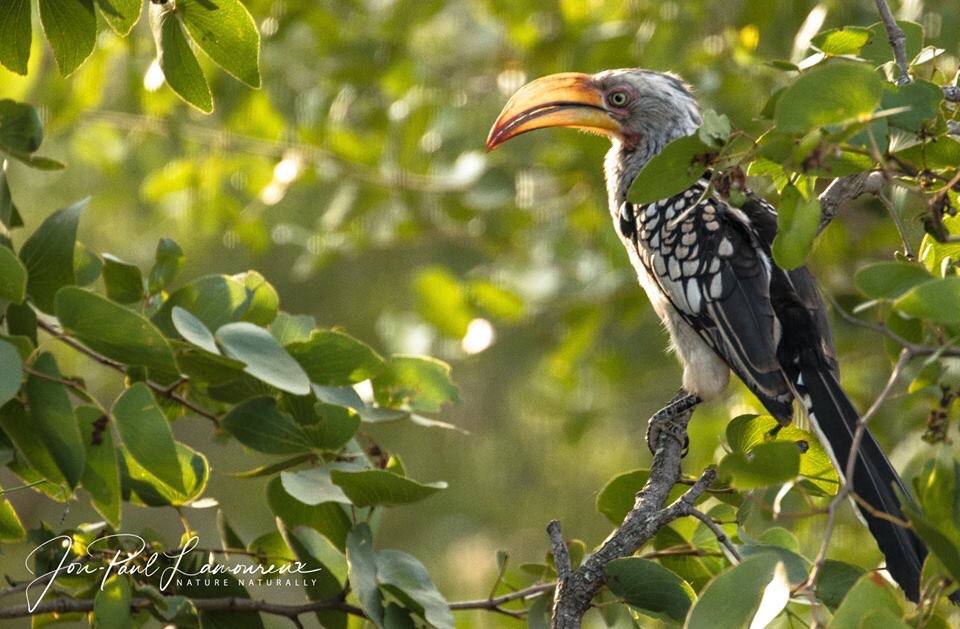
797,361,926,602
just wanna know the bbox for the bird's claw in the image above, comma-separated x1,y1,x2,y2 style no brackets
646,416,689,456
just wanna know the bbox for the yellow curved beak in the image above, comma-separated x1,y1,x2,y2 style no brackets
485,72,620,152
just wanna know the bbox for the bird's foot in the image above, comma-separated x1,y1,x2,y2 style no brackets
645,391,701,456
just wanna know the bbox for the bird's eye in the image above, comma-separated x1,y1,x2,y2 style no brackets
608,91,629,107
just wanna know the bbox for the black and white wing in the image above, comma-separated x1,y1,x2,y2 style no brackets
627,182,794,420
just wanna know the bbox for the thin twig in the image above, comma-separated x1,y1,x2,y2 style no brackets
36,319,220,427
873,0,911,85
0,582,560,620
824,291,960,358
0,595,364,621
876,190,915,259
683,503,742,562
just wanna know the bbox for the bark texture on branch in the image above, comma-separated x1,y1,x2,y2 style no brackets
873,0,911,85
549,411,705,629
817,171,883,234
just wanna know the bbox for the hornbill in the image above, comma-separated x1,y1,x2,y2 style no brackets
486,70,928,602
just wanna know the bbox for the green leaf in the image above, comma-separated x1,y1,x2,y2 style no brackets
0,400,69,490
121,440,208,507
149,4,213,113
94,575,132,629
605,558,695,622
18,199,85,313
224,454,315,479
287,330,384,386
304,403,361,450
0,489,26,542
270,312,316,345
216,509,245,552
738,545,809,586
112,383,185,493
894,277,960,324
881,80,943,131
724,414,837,494
914,448,957,527
6,302,36,346
0,339,22,408
172,306,220,354
77,406,121,528
177,0,261,88
55,286,179,376
37,0,97,76
372,355,459,413
25,353,85,488
0,0,31,75
698,109,731,148
384,604,416,629
896,138,960,172
94,0,140,36
860,21,924,73
771,185,821,270
903,506,960,582
216,322,311,395
830,572,904,629
267,476,351,551
330,468,447,508
854,262,933,300
811,27,872,56
74,242,103,286
0,164,23,229
102,254,144,304
148,237,184,295
918,215,960,277
222,396,313,454
596,469,687,525
153,272,279,336
627,134,714,205
280,463,364,506
376,550,454,629
347,523,385,627
816,560,865,610
686,554,789,629
278,525,348,629
1,151,63,170
774,61,884,133
719,442,801,490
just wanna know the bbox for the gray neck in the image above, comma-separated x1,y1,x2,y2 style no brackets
603,118,700,215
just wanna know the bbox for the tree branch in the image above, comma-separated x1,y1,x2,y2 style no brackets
0,582,559,621
547,520,572,580
873,0,911,85
817,171,884,234
549,409,717,629
36,319,220,427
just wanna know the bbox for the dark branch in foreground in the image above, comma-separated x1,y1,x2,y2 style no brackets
0,583,558,621
548,410,714,629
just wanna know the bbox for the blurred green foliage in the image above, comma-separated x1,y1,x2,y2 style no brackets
3,0,960,627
